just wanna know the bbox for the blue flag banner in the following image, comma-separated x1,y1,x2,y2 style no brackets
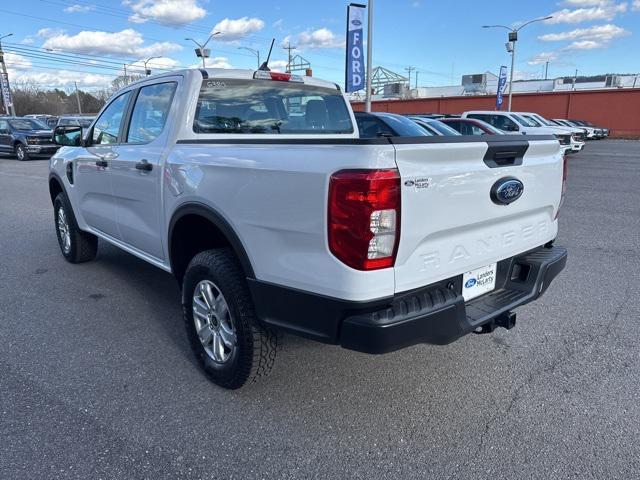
496,66,508,110
345,4,366,93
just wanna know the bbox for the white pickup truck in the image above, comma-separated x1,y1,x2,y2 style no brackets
49,68,568,389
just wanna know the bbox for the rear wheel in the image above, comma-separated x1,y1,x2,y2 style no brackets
182,249,278,389
54,192,98,263
15,144,29,161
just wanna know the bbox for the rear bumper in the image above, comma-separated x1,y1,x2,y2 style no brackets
249,245,568,354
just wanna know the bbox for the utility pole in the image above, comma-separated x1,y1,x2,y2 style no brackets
573,69,578,90
123,64,128,85
405,66,415,90
0,33,16,116
282,42,296,73
544,61,549,80
365,0,374,112
482,15,552,111
415,70,419,90
74,81,82,114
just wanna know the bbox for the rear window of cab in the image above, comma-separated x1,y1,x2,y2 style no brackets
193,79,354,135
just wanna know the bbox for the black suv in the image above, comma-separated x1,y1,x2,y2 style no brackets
0,117,59,161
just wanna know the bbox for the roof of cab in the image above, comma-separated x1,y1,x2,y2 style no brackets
126,67,341,91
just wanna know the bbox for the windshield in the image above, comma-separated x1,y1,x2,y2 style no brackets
532,114,554,127
8,118,49,130
511,114,537,127
380,114,431,136
423,119,461,136
194,79,353,134
523,115,542,127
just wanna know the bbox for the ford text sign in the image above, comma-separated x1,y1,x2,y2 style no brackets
345,3,366,93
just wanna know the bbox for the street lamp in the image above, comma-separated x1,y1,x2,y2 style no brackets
482,16,552,111
238,47,260,69
143,56,161,76
186,32,221,69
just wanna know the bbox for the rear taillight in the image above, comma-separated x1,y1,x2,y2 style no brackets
328,169,401,271
556,155,568,219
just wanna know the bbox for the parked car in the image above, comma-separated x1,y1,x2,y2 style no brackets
409,117,461,136
550,119,596,139
518,112,585,153
462,111,575,154
354,111,432,137
25,114,59,129
570,120,608,139
439,117,505,136
49,68,567,389
56,116,96,129
0,117,59,160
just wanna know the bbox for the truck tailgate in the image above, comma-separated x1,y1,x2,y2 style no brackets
391,137,563,294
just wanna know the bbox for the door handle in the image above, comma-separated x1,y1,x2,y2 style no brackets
95,159,108,168
135,160,153,172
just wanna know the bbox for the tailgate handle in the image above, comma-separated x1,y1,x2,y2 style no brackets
483,142,528,168
493,151,518,166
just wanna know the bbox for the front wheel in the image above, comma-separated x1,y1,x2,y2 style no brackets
54,192,98,263
15,144,29,161
182,249,278,389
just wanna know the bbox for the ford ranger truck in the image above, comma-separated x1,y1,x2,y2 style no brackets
49,69,568,389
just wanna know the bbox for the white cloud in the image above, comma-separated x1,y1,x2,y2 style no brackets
5,52,111,89
285,28,344,49
20,36,34,45
563,0,608,5
269,60,289,72
37,28,65,38
190,57,234,69
42,29,182,57
567,40,604,49
539,23,629,41
64,4,95,13
125,0,207,26
213,17,265,42
633,0,640,10
546,1,628,24
528,51,559,65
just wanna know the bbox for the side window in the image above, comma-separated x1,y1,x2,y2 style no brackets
91,91,132,145
491,115,518,131
468,114,490,124
126,82,177,143
0,119,8,132
356,116,393,138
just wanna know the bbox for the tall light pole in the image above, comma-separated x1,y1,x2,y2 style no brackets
143,56,161,76
186,32,220,69
482,16,552,111
0,33,16,116
238,47,260,69
365,0,374,112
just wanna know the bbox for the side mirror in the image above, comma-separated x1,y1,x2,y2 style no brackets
53,126,83,147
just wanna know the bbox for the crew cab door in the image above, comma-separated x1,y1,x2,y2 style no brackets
108,80,178,261
75,90,133,239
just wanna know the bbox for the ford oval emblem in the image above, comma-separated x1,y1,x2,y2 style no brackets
491,177,524,205
352,19,362,26
465,278,477,288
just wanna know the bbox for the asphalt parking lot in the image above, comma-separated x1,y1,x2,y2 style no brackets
1,140,639,480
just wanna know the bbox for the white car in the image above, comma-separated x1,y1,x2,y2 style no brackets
48,68,568,389
519,112,585,153
462,110,575,154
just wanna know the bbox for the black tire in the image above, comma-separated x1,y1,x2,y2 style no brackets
15,143,29,161
182,249,278,389
53,192,98,263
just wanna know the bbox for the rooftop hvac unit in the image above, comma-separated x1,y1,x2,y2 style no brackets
383,82,409,98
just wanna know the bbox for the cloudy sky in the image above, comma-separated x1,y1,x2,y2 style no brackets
2,0,638,90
